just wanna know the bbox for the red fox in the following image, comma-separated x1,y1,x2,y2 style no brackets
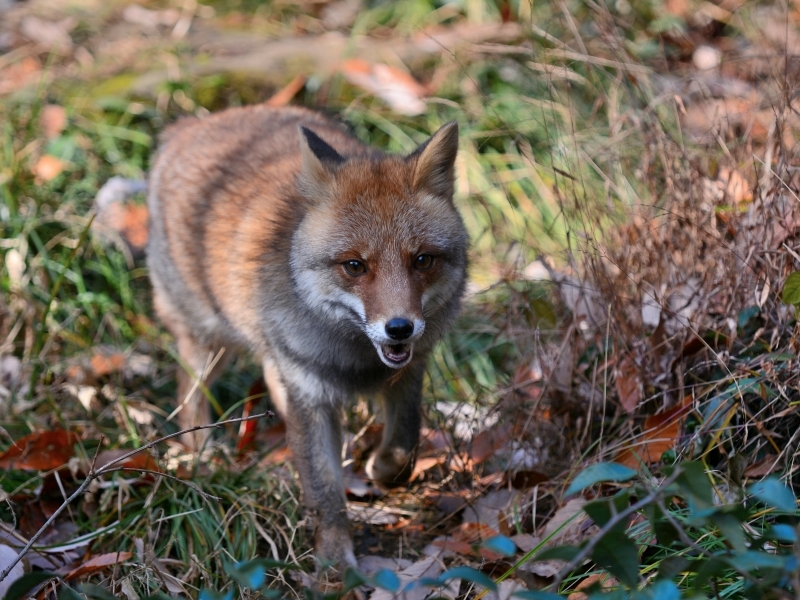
147,105,468,568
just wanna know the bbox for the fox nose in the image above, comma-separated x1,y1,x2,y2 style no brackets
385,318,414,341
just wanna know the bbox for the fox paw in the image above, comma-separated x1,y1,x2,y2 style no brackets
316,524,357,572
365,447,415,488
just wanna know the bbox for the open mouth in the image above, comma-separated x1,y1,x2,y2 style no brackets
378,343,412,367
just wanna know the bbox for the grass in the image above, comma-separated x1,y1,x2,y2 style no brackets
1,0,799,597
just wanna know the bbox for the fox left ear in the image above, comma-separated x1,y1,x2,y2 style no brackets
298,126,344,199
409,121,459,198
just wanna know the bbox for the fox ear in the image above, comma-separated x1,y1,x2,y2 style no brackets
410,121,459,198
298,127,344,198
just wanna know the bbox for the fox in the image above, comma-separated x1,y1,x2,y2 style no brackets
146,104,468,569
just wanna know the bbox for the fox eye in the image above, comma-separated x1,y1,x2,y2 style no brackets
414,254,435,270
343,260,367,276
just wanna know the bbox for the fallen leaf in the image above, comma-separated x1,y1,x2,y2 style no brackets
470,424,512,464
410,455,445,481
348,503,402,525
90,351,125,377
717,167,752,205
0,56,42,96
371,556,453,600
20,16,74,51
340,59,427,116
65,551,133,580
616,397,693,468
541,498,589,544
568,573,618,600
33,155,65,181
40,105,67,139
0,430,77,470
614,353,642,414
744,454,780,478
265,75,306,107
0,545,25,599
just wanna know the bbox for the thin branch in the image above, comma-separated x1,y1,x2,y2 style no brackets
0,411,272,583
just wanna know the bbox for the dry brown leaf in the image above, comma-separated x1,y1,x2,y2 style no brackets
0,430,78,470
568,574,618,600
340,59,427,116
717,167,752,205
90,351,125,377
265,75,306,107
470,424,511,464
541,497,589,545
0,57,42,96
614,353,642,414
33,155,65,181
410,455,445,481
65,551,132,580
41,105,67,139
744,454,780,478
616,397,693,468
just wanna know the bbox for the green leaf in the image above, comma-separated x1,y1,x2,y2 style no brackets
57,585,85,600
342,568,368,592
481,535,516,557
227,560,266,590
748,477,797,512
782,272,800,305
766,523,797,543
728,551,787,571
199,590,234,600
2,571,58,600
645,580,680,600
371,569,400,592
657,556,690,580
565,463,637,496
710,511,746,552
583,492,630,532
675,462,713,507
512,592,563,600
438,566,496,591
693,557,729,592
76,584,118,600
590,530,640,587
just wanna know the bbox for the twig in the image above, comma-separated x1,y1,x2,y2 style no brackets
0,411,272,583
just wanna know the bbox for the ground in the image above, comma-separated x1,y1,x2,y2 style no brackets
1,0,800,598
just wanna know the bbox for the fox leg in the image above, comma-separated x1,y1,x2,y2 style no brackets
275,376,355,569
366,365,423,488
172,331,229,450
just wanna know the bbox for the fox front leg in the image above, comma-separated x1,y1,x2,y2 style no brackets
282,394,356,570
367,364,423,488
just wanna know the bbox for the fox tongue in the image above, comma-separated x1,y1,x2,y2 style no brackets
381,343,411,364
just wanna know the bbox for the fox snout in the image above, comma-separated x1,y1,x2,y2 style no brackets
385,318,414,340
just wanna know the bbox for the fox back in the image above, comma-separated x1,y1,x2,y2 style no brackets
147,104,468,568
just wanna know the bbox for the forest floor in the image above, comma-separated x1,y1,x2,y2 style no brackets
1,0,800,598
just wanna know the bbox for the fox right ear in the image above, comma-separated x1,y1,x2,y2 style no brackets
298,127,343,199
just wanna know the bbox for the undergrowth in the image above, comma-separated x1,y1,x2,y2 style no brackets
1,0,799,598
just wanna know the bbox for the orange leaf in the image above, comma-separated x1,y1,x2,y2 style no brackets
614,353,642,414
469,424,511,464
616,397,692,468
33,155,64,181
90,351,125,377
0,430,77,470
41,104,67,139
410,456,445,481
265,75,306,107
65,551,133,580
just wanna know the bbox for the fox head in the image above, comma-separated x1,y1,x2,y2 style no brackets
290,122,468,369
